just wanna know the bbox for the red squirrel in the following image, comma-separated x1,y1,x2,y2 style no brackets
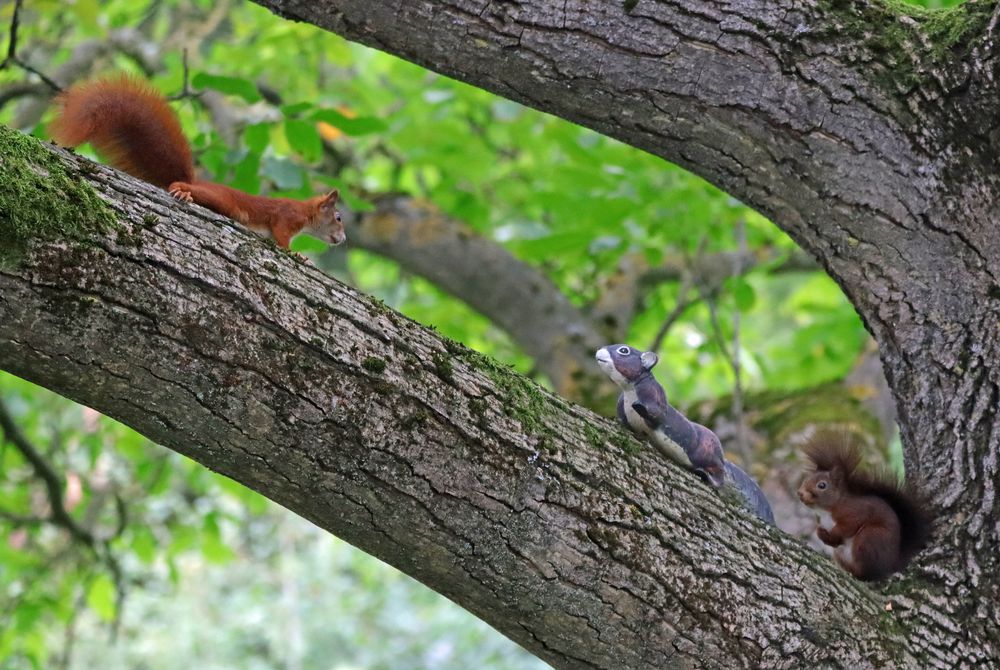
49,75,345,249
797,433,932,581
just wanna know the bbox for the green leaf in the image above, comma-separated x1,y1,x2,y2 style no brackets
132,526,157,564
86,574,116,622
310,109,388,136
290,234,328,253
732,278,757,311
201,513,236,564
243,123,271,154
284,119,323,162
261,156,305,190
192,73,261,103
68,0,101,30
281,101,313,117
14,601,45,632
202,532,236,564
169,525,198,556
231,153,261,193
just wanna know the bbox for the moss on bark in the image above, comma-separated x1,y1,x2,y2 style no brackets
817,0,996,91
0,126,117,266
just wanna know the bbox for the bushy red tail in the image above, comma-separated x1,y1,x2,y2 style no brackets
50,74,194,189
848,468,932,571
804,431,933,572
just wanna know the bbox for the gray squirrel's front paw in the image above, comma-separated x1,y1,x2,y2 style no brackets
631,402,658,429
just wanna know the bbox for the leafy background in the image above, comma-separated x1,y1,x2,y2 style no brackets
0,0,958,667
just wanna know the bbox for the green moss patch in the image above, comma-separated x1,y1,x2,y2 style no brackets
817,0,995,91
362,356,388,373
460,348,556,440
0,126,117,266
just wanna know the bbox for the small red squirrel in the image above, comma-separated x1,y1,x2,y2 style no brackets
797,433,932,581
49,75,345,249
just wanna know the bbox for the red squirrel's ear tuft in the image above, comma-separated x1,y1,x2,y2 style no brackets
318,190,339,213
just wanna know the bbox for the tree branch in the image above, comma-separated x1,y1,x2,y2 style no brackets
0,0,62,92
0,132,925,669
0,398,95,546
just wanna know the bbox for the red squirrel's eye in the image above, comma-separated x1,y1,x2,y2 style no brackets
335,212,342,222
817,481,828,490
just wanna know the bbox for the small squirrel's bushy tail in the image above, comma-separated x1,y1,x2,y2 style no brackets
804,431,933,571
50,74,194,189
850,469,932,571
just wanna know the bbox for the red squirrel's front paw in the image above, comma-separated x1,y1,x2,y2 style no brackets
168,182,194,203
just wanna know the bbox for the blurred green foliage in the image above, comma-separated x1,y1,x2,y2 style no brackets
0,0,950,667
0,374,545,670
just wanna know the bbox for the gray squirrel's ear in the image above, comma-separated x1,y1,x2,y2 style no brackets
640,351,659,370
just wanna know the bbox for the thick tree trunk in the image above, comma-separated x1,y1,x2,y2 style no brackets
0,134,962,668
247,0,1000,663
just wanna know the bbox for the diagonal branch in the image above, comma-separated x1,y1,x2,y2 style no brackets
0,125,938,669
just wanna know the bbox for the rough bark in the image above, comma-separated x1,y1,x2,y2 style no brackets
0,138,941,669
245,0,1000,664
3,0,999,664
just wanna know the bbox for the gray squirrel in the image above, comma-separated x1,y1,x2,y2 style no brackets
596,344,775,524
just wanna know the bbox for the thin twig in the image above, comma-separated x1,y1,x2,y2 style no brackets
0,398,129,639
648,273,695,354
0,0,62,92
56,591,86,670
167,47,201,101
0,508,44,525
696,222,752,469
111,492,129,540
729,220,751,469
649,236,707,353
103,545,126,641
1,0,24,67
0,398,95,546
702,295,732,364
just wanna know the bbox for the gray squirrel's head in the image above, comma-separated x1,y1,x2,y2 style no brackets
595,344,659,387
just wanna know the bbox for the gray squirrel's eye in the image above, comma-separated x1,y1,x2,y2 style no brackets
817,481,828,490
617,346,630,355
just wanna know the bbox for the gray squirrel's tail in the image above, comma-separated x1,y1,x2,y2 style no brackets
724,461,775,525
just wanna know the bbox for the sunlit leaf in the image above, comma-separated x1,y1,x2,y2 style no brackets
310,109,388,136
86,574,116,622
290,233,328,253
192,73,262,103
284,119,323,162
